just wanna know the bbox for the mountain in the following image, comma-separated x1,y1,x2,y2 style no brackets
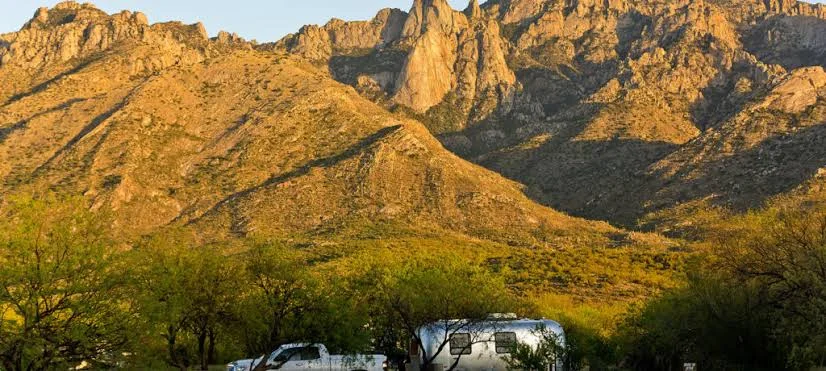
0,2,687,301
6,0,825,300
276,0,826,227
0,1,581,236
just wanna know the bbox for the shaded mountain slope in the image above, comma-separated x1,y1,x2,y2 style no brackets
277,0,826,227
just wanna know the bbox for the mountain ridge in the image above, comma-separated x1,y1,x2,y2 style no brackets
269,0,826,227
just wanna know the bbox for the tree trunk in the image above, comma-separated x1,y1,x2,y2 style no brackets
1,355,18,371
2,346,20,371
166,326,188,371
198,331,208,371
207,329,217,366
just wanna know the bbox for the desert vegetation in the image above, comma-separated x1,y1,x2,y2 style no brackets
1,195,825,370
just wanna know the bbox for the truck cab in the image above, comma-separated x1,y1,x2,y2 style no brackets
268,343,326,370
227,343,387,371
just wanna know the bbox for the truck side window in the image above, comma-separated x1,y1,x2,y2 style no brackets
494,332,517,354
449,333,472,355
275,348,300,362
300,347,321,360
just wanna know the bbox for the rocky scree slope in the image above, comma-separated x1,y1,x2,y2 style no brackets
278,0,826,227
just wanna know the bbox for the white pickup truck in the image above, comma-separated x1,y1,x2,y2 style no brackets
226,343,387,371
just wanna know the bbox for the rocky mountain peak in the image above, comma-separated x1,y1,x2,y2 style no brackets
763,0,826,18
390,0,517,118
2,2,147,68
0,1,221,77
402,0,466,39
465,0,484,19
32,7,50,24
277,8,407,61
491,0,547,24
23,2,110,29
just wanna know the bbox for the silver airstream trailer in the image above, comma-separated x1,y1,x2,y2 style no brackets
407,315,565,371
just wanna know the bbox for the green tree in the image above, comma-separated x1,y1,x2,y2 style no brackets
0,196,131,371
504,324,566,371
129,230,242,371
615,273,781,371
238,242,372,367
615,208,826,370
718,208,826,368
365,255,519,371
237,242,314,356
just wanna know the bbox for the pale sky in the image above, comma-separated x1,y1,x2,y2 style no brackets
1,0,824,42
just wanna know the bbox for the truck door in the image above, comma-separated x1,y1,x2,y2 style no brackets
298,346,322,370
278,346,323,370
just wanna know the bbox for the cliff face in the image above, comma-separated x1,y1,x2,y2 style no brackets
276,0,826,226
278,0,518,130
278,0,825,128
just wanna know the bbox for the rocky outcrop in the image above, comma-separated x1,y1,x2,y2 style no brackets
279,8,407,61
392,28,457,112
744,14,826,69
393,1,516,117
763,0,826,18
494,0,547,25
401,0,466,39
328,10,406,50
283,24,333,61
215,30,244,45
754,66,826,113
0,1,209,72
465,0,483,19
1,2,145,68
460,19,517,120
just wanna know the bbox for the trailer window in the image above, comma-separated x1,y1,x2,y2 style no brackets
450,333,472,355
495,332,517,354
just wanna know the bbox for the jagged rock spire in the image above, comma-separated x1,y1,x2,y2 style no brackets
465,0,483,19
402,0,459,38
33,7,50,23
